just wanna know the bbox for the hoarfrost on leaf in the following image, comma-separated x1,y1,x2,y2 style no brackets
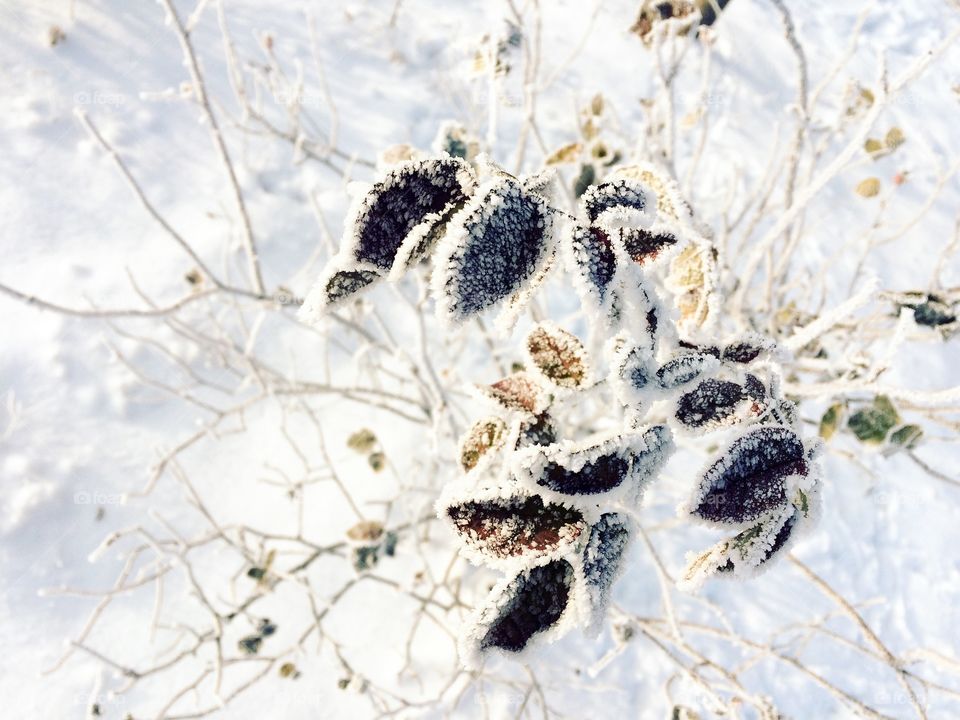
477,372,547,415
684,425,810,526
461,559,575,667
433,175,557,324
656,351,721,390
578,513,633,635
460,417,509,472
441,489,587,567
513,425,673,505
525,322,589,388
672,373,768,434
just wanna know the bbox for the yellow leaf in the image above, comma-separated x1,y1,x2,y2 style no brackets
590,93,604,116
545,142,582,165
885,127,905,149
863,138,883,155
855,177,881,198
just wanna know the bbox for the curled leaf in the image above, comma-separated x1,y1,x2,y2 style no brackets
514,425,672,504
526,323,588,388
579,513,633,635
686,425,810,525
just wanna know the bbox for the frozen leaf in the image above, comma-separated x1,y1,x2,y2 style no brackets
679,505,799,590
848,395,899,444
545,142,583,165
612,163,689,222
478,372,546,415
432,121,480,162
443,491,586,565
238,635,263,655
566,223,618,313
302,265,382,313
353,545,379,571
350,157,475,273
279,662,300,679
515,413,559,449
855,177,881,198
665,240,718,332
526,323,588,388
620,222,681,266
346,520,384,543
579,513,632,635
433,176,557,324
609,339,659,406
673,374,767,433
721,333,776,364
904,295,956,327
656,352,720,390
819,403,843,441
514,425,673,504
580,177,648,229
347,428,378,454
463,559,574,665
686,425,809,525
460,417,509,472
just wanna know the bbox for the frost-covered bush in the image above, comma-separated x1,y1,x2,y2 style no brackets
302,153,823,667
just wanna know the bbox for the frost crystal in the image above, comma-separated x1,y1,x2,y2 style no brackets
526,322,589,388
433,176,557,324
514,425,673,504
578,513,633,635
463,559,574,665
686,425,808,525
443,490,586,566
580,177,649,228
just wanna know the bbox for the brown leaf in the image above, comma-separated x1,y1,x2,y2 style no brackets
526,324,588,388
480,372,544,414
885,126,905,149
347,520,385,543
545,142,582,165
459,417,508,471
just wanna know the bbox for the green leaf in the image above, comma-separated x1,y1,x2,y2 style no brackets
819,403,844,440
848,395,899,444
889,424,922,449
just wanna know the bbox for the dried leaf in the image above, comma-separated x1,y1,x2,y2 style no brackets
545,142,583,165
460,417,508,471
347,428,378,453
347,520,385,543
864,138,884,155
368,452,386,472
526,323,588,388
885,126,905,149
855,177,881,198
479,372,545,414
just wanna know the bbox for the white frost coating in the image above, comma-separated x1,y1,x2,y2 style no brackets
472,371,549,417
298,257,382,323
435,481,593,573
431,174,558,327
719,331,783,365
611,161,692,224
511,425,674,508
572,512,636,637
678,423,820,530
457,558,587,669
606,332,662,408
667,366,772,437
655,351,722,390
563,222,619,323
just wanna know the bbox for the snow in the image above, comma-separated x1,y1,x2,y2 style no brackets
2,0,959,717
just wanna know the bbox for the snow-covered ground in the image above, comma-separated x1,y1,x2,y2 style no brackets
2,0,959,717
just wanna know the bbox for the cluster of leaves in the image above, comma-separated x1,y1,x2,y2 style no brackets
820,394,923,455
307,148,822,667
